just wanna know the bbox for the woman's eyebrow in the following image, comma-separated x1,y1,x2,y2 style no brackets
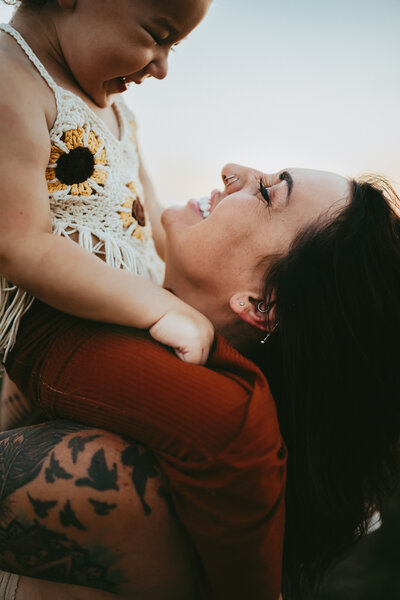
279,171,294,199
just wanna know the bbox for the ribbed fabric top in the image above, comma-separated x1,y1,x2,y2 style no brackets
6,300,287,600
0,23,164,364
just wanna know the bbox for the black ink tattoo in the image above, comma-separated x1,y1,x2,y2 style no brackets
0,518,121,591
157,486,177,518
27,492,58,519
0,421,90,502
121,443,159,515
75,449,119,491
45,452,74,483
88,498,117,516
59,500,87,531
68,434,102,464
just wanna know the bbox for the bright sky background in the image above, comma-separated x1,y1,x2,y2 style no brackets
1,0,399,204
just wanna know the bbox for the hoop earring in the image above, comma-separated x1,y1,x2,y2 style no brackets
257,302,270,313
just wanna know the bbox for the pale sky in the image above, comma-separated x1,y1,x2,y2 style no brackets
1,0,399,204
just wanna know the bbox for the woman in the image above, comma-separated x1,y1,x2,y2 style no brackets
1,164,400,600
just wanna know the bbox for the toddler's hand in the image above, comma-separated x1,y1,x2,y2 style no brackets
149,306,215,365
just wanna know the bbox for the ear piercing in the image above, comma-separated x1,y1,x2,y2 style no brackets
223,174,239,186
257,302,270,313
257,302,279,344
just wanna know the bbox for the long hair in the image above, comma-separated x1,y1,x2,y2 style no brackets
258,177,400,598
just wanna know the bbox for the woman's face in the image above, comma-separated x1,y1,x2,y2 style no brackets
162,164,351,318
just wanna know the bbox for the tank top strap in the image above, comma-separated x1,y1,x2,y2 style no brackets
0,23,62,105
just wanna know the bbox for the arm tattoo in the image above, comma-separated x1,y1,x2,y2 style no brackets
0,420,179,594
75,449,119,491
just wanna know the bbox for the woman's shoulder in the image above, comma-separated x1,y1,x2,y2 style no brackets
123,329,283,461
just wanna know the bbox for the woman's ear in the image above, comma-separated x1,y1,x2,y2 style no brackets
229,292,276,332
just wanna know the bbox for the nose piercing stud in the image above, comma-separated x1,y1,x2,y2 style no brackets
224,174,239,186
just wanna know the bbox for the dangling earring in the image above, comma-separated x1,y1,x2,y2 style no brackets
260,332,272,344
257,302,278,344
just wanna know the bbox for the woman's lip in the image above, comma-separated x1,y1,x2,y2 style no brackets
188,199,203,217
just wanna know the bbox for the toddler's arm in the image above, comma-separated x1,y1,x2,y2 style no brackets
138,148,166,260
0,62,213,365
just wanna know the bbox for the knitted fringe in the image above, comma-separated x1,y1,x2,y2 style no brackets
0,278,35,370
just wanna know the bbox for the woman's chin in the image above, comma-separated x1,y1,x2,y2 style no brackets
162,204,201,228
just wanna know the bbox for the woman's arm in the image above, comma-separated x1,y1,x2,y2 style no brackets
15,316,285,600
0,421,202,599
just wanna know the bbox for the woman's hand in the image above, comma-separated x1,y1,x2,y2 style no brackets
149,306,215,365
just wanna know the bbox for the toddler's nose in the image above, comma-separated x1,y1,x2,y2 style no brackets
147,53,168,80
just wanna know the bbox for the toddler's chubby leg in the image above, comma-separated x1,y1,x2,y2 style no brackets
0,421,201,599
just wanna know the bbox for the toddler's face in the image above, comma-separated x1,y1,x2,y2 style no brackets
57,0,211,107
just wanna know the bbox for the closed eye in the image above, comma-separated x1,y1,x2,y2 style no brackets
145,28,164,45
259,178,271,205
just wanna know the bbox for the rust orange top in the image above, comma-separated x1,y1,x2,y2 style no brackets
7,301,287,599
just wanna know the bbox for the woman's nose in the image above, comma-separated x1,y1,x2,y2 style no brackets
221,163,244,192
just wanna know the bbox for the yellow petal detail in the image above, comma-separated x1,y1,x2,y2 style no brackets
50,145,62,163
120,213,135,228
64,127,85,150
88,131,103,155
129,120,137,145
94,148,107,166
46,168,56,181
133,227,144,242
48,181,68,193
121,197,133,210
127,181,137,195
92,169,108,186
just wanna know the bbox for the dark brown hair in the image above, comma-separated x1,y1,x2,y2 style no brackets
257,177,400,599
2,0,48,6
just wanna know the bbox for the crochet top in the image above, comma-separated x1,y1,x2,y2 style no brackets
0,24,164,365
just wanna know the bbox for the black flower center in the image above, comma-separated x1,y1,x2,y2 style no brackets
55,147,95,185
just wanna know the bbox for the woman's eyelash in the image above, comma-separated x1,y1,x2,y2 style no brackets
259,179,271,205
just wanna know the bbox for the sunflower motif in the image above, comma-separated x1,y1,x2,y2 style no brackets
46,128,108,197
119,181,149,242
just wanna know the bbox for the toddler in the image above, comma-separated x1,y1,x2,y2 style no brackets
0,0,213,367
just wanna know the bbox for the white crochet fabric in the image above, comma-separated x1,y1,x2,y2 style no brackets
0,24,164,365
